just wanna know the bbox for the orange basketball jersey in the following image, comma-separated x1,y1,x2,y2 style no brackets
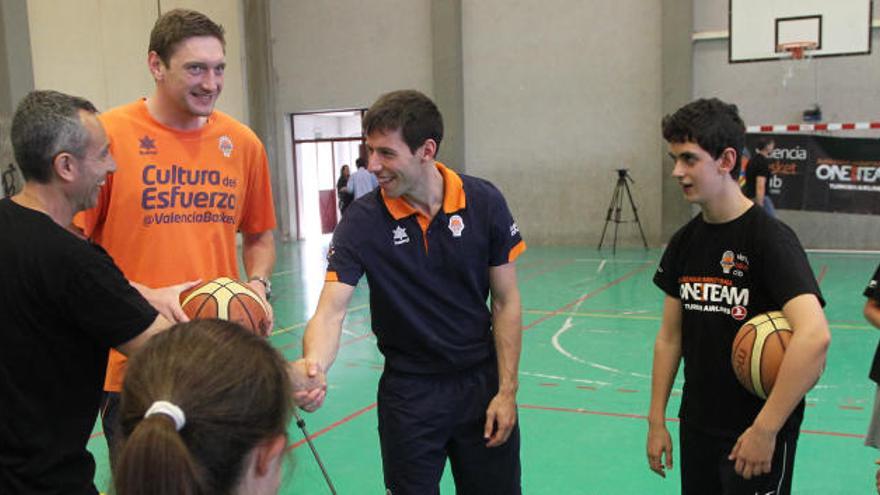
76,99,276,391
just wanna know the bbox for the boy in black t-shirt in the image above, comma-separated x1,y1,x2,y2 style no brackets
861,264,880,492
646,98,830,495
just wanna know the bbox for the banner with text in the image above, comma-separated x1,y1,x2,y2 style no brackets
745,133,880,215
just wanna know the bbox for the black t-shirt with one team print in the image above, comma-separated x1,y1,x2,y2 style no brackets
654,205,823,438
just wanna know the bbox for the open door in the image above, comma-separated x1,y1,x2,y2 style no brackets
291,110,366,239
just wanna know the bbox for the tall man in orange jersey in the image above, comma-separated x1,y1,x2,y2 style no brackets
77,9,277,458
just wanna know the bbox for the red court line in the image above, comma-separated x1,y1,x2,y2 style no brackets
800,428,865,439
341,333,374,348
287,402,377,452
838,405,864,411
816,265,828,285
523,261,653,332
520,403,866,439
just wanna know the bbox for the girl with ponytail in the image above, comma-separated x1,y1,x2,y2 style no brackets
113,319,293,495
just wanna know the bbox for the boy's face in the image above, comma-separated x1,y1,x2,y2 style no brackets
667,140,731,205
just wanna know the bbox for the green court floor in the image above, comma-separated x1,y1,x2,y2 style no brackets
89,242,880,494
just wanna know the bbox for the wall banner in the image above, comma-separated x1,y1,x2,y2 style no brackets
745,133,880,215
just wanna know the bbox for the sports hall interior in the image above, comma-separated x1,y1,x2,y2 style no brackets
1,0,879,493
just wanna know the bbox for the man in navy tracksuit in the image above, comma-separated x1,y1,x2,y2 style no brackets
294,89,525,494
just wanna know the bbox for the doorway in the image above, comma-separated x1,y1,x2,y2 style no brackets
291,110,365,240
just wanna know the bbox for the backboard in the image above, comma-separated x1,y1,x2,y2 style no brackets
729,0,872,63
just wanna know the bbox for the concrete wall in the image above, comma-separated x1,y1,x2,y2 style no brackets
25,0,247,122
693,0,880,248
0,0,33,197
0,0,33,118
661,0,696,241
462,0,664,245
268,0,434,239
267,0,675,246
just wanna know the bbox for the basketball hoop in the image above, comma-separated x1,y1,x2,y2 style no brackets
777,41,818,60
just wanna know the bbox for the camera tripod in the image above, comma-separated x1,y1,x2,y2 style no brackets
2,163,19,198
597,169,648,254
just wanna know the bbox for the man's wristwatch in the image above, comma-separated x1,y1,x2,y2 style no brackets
249,276,272,301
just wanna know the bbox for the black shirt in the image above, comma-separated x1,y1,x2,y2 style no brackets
865,264,880,383
743,154,771,198
0,198,158,494
654,205,823,437
326,164,525,374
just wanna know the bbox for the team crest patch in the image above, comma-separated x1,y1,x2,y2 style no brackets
720,250,735,274
448,215,465,237
731,305,748,321
392,226,410,246
219,135,234,157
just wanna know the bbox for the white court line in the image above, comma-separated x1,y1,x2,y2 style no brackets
575,258,655,263
596,259,607,274
520,371,568,380
805,249,880,255
549,295,651,379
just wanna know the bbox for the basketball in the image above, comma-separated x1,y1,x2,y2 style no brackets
731,311,792,399
180,277,269,335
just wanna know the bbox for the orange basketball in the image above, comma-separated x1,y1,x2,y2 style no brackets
731,311,792,399
180,277,269,335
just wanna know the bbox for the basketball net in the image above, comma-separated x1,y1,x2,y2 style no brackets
779,42,818,89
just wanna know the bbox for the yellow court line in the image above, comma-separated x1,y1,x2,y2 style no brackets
269,303,370,337
269,321,306,337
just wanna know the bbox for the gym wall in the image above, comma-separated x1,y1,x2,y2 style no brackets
24,0,247,124
269,0,672,246
693,0,880,249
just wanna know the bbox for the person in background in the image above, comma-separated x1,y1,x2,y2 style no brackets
337,164,354,213
346,156,378,200
742,137,776,217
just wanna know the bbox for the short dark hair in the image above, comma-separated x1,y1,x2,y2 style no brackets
10,90,97,184
754,137,774,152
115,320,293,494
355,157,366,169
662,98,745,178
149,9,225,66
363,90,443,153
